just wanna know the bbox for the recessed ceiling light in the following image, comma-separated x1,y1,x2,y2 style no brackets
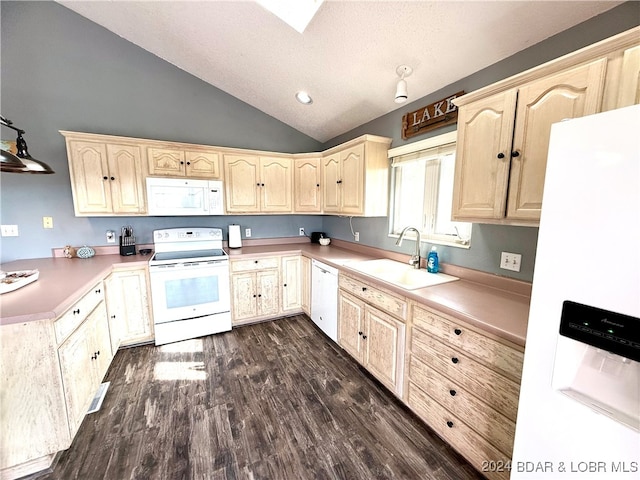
296,91,313,105
257,0,324,34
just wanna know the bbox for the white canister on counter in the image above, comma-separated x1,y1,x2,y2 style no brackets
228,224,242,248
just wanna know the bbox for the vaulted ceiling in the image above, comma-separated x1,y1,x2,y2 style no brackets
58,1,624,142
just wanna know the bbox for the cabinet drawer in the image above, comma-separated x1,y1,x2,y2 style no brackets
412,328,520,422
54,282,104,345
407,382,511,480
413,304,523,380
409,354,515,455
231,257,279,272
338,274,407,320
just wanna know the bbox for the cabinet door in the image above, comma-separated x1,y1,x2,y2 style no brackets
105,269,154,349
68,140,113,214
338,291,364,362
294,157,322,212
231,273,258,322
281,256,301,313
452,90,518,220
106,144,146,213
363,306,405,395
617,45,640,108
224,154,260,212
147,147,186,176
260,156,293,212
257,269,280,317
87,305,113,384
507,59,607,220
300,256,311,315
322,154,341,213
185,150,221,178
58,319,95,437
339,144,365,214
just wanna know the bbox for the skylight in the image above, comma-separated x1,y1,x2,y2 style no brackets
256,0,324,33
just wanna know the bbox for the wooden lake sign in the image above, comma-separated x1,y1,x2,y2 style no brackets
401,91,464,140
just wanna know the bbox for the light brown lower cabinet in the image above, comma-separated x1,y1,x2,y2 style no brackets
405,303,524,480
338,289,405,396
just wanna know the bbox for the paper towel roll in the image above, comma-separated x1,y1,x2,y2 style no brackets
228,224,242,249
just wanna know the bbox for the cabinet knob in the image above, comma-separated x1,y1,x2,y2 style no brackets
261,183,265,187
103,176,108,180
186,162,191,165
111,315,116,319
358,331,363,336
451,357,459,364
73,308,80,315
91,354,96,360
180,161,185,165
497,153,505,159
362,335,367,340
95,288,101,294
258,294,262,298
254,260,259,264
454,328,462,336
449,389,457,396
511,151,520,158
283,283,287,287
362,287,367,292
446,421,454,428
257,183,261,187
337,180,342,184
316,183,320,187
253,294,257,298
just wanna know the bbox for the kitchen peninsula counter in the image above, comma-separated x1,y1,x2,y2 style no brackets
1,240,530,346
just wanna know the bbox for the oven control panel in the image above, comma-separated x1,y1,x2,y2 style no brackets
154,228,223,243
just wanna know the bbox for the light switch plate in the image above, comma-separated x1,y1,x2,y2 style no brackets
500,252,522,272
1,225,19,237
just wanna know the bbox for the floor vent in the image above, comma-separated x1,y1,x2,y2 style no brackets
87,382,110,414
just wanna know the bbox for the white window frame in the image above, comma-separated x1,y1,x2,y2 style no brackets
388,131,472,248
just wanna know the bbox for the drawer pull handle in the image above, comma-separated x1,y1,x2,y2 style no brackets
73,308,80,315
454,328,462,335
449,389,457,396
446,421,454,428
451,357,459,364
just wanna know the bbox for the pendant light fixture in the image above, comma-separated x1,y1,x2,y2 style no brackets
394,65,413,104
0,115,55,174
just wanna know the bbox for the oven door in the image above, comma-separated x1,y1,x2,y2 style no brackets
149,260,230,324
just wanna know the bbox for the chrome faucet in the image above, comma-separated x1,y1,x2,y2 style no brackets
395,226,421,269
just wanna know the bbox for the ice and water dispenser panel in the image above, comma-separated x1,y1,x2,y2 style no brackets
552,301,639,431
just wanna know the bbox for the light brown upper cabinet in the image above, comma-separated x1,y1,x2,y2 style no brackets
293,155,322,213
224,154,293,213
147,147,221,179
453,60,606,224
321,135,392,217
62,133,147,216
452,27,639,225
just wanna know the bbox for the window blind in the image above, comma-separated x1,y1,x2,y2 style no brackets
391,142,456,167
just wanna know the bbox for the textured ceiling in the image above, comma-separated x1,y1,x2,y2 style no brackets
57,1,624,142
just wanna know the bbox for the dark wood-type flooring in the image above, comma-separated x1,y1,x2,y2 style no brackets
41,315,483,480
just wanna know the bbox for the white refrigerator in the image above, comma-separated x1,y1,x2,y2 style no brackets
512,105,640,479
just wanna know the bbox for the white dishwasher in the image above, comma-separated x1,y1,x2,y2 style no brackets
311,259,339,342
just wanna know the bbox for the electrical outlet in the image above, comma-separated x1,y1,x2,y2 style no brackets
245,228,252,238
43,216,54,229
299,227,305,236
106,230,116,244
354,232,360,242
0,225,19,237
500,252,522,272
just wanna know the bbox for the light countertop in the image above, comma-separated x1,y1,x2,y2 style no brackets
1,242,530,346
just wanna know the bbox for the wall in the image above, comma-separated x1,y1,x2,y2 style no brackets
0,1,323,263
320,2,639,282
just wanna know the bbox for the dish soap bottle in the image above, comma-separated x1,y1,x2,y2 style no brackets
427,246,439,273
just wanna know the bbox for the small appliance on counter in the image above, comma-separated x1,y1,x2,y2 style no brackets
228,224,242,249
310,232,326,244
119,225,136,256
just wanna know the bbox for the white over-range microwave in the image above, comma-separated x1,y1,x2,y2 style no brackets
146,177,224,216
